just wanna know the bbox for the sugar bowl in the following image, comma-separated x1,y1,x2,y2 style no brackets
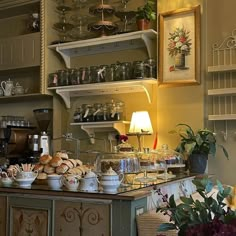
99,167,124,193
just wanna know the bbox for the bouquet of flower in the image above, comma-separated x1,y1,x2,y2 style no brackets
168,26,192,57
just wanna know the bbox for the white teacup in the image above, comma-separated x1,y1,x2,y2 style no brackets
62,174,81,191
47,174,62,190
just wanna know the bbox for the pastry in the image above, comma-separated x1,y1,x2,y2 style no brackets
76,159,83,166
33,164,44,173
37,172,48,180
39,154,52,165
63,160,74,169
49,156,63,167
44,164,55,174
56,151,69,160
68,159,77,168
56,164,69,174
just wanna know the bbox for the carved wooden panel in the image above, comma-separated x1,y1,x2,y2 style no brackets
0,196,7,236
54,200,111,236
10,207,48,236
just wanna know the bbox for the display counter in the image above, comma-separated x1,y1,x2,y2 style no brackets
0,173,197,236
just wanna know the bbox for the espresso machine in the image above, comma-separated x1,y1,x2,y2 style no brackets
33,108,53,155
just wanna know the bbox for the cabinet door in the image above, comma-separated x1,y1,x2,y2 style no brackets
0,38,13,69
0,32,40,70
8,197,52,236
0,196,7,236
54,200,111,236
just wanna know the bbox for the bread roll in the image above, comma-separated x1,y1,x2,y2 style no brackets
39,154,52,165
63,160,74,169
68,159,77,168
50,156,63,167
56,164,69,174
44,164,55,174
56,151,69,160
33,164,44,173
37,172,48,180
76,159,83,166
68,167,82,176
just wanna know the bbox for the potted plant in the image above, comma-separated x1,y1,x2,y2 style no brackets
156,177,236,236
136,0,156,30
169,124,229,173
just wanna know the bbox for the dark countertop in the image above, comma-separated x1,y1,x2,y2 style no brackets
0,173,197,201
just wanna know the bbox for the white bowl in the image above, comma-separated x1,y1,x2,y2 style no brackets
15,178,35,187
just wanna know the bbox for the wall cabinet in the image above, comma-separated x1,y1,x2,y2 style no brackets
0,0,50,102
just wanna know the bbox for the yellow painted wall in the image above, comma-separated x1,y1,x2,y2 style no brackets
157,0,205,151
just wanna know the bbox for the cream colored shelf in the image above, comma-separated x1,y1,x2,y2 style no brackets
48,29,157,68
208,64,236,72
208,88,236,96
70,121,130,144
208,114,236,121
48,78,157,108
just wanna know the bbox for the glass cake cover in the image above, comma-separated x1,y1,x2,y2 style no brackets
153,144,184,166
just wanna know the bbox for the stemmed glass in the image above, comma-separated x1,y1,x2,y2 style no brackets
114,0,136,33
53,2,73,43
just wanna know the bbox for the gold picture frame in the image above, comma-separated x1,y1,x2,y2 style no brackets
158,5,201,87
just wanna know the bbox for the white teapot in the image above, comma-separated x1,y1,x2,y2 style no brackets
99,167,124,193
1,78,14,96
80,169,98,192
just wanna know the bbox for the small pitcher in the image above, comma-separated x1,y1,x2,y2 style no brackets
62,174,81,191
1,78,14,96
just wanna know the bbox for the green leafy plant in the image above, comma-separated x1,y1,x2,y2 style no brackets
156,177,236,235
136,0,156,21
169,123,229,159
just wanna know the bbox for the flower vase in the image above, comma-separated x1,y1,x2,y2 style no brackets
174,53,185,69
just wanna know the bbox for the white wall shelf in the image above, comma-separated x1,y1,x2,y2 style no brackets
208,88,236,96
208,65,236,72
48,29,157,68
208,114,236,121
48,78,157,108
70,121,130,144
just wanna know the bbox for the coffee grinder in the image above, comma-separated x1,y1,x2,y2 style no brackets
33,108,53,155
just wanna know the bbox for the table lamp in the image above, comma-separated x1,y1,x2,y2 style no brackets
127,111,153,152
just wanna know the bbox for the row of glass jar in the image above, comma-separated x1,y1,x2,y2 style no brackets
73,101,125,123
48,58,156,87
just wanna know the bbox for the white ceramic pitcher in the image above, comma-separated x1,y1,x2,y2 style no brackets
1,78,14,96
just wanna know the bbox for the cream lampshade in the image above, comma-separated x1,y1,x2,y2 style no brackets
127,111,153,152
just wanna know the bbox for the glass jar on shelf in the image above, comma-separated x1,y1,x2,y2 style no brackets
57,70,67,86
73,106,83,122
82,104,94,122
115,101,125,121
145,58,157,78
79,67,90,84
93,103,103,121
48,72,58,87
68,68,78,85
133,60,145,79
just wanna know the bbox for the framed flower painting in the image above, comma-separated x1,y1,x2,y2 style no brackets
158,6,201,87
